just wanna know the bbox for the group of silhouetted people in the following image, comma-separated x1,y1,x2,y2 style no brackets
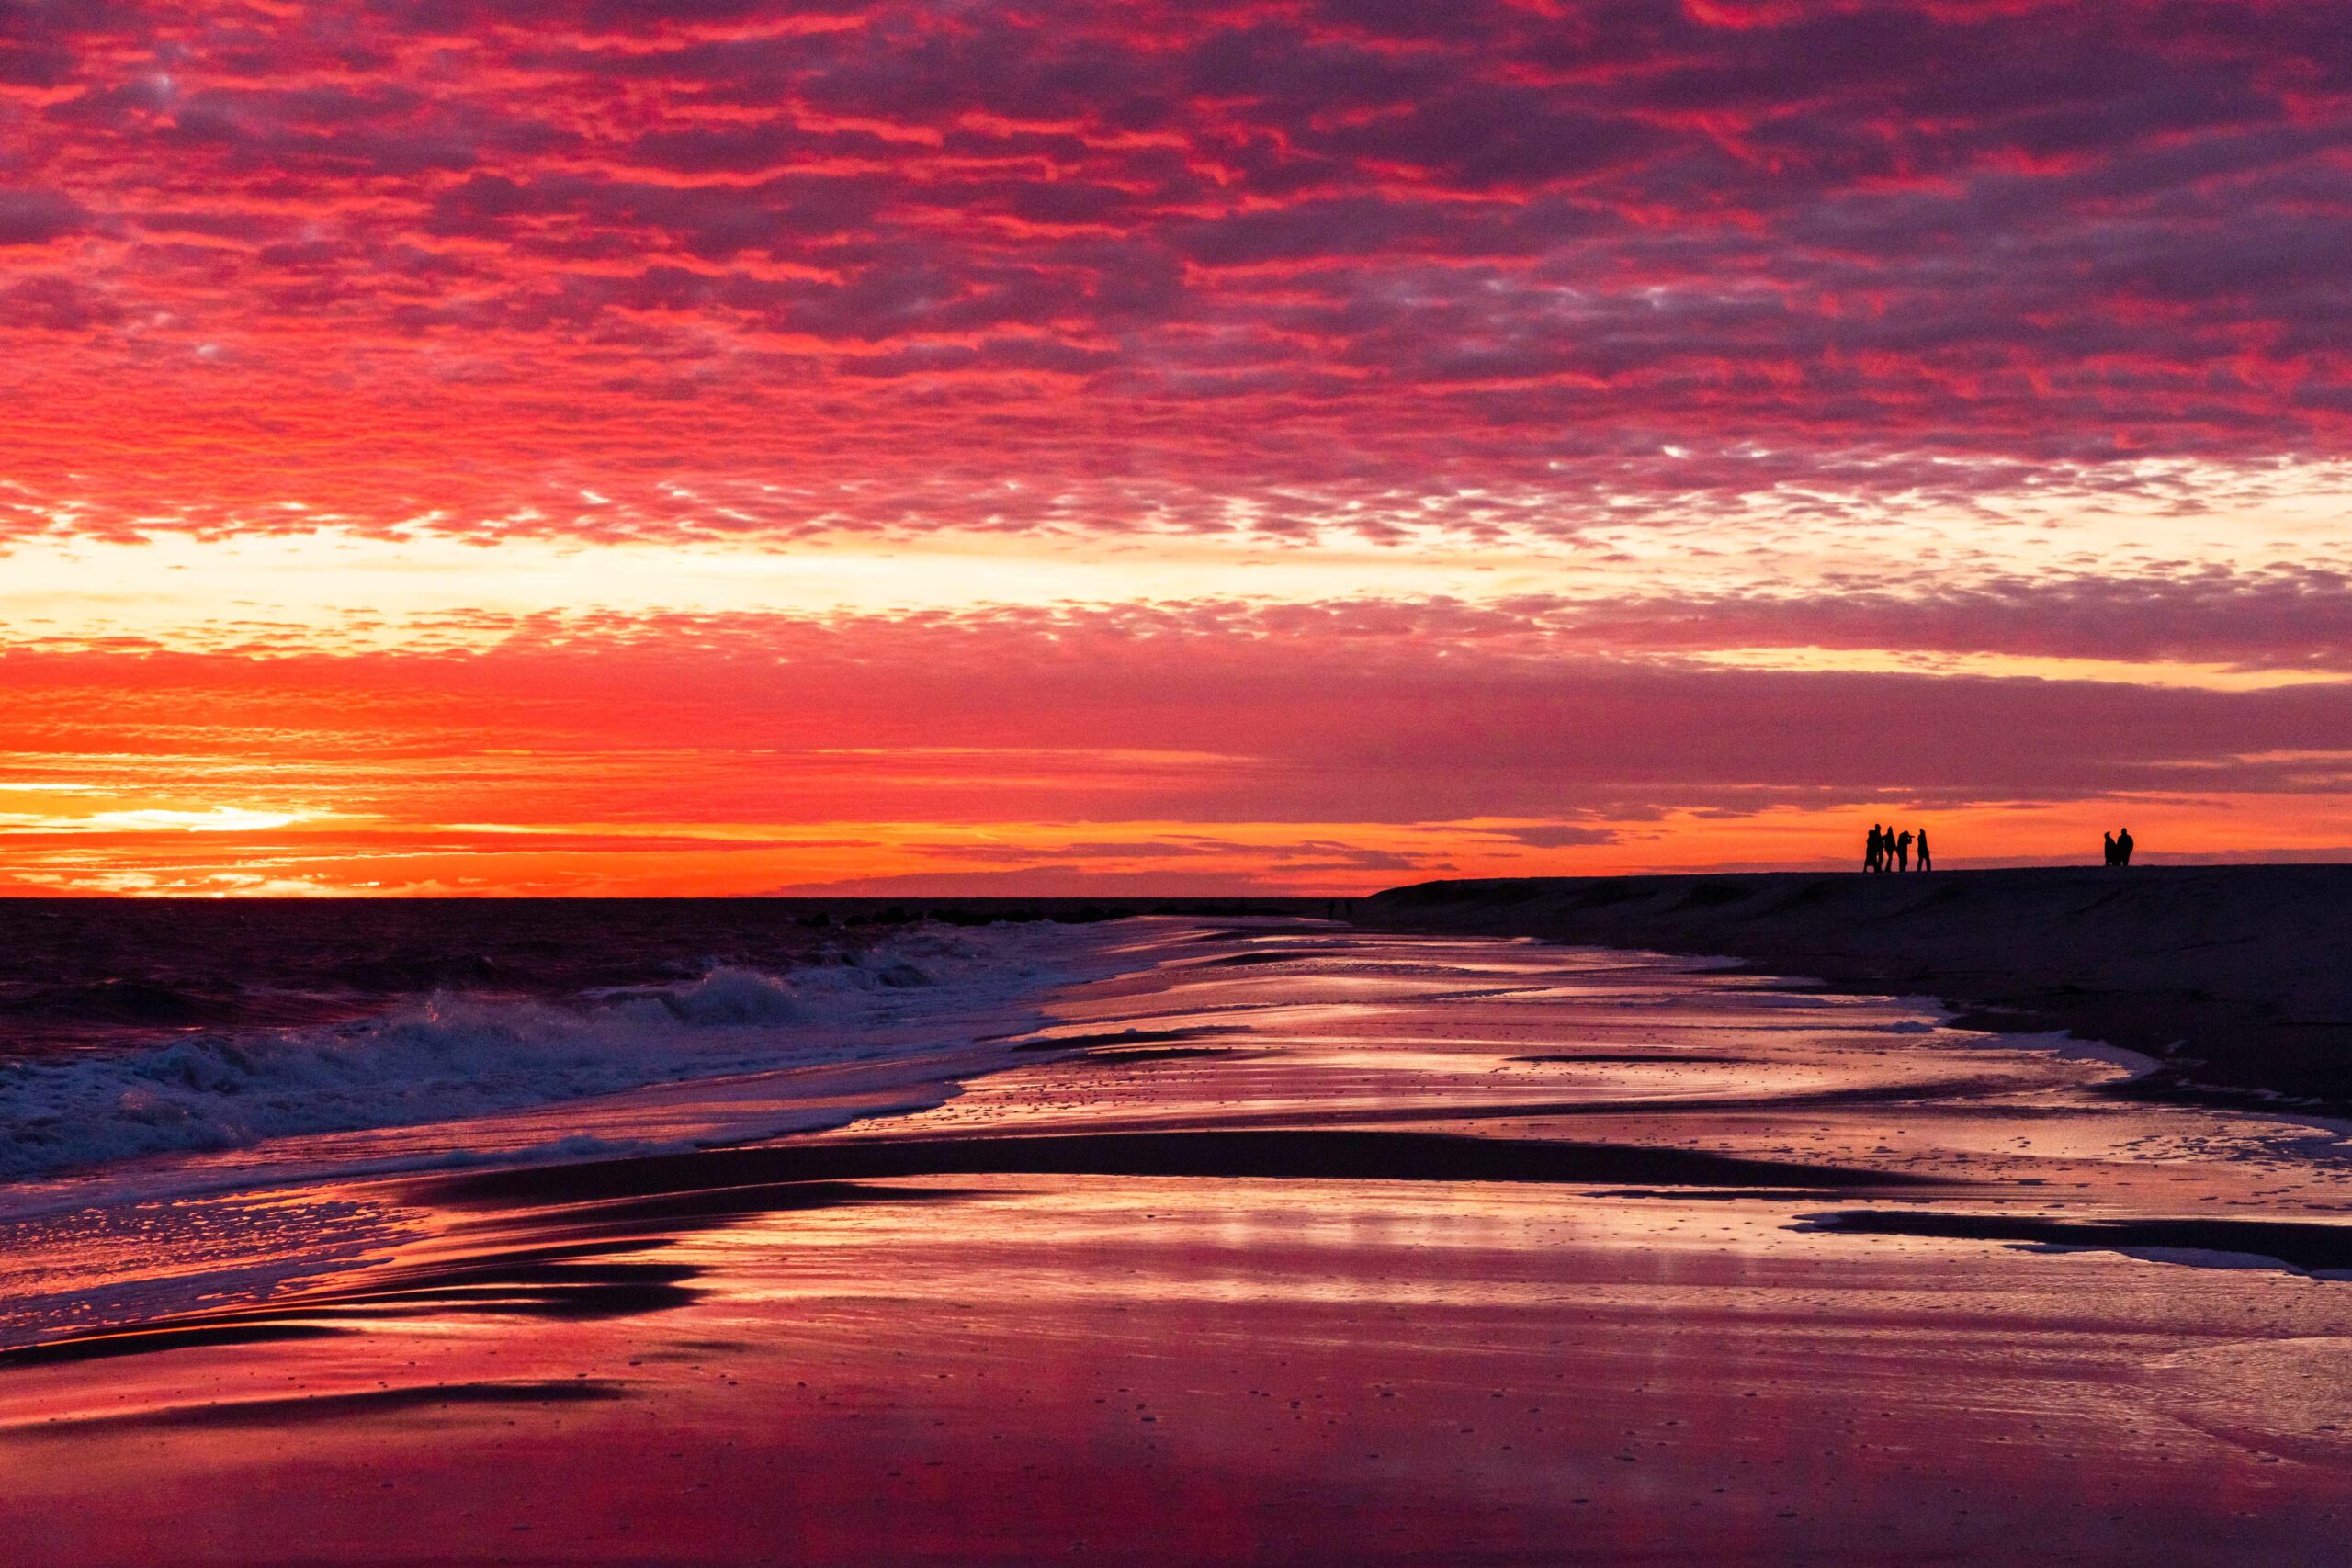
1861,824,2140,871
1863,824,1929,873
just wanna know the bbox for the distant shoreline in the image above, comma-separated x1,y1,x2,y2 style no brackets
1361,865,2352,1110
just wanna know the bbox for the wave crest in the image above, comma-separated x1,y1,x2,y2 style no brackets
0,930,1046,1184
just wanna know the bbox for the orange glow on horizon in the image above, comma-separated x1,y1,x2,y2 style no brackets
6,2,2350,894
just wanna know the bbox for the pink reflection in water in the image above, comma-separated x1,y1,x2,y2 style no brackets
3,922,2350,1564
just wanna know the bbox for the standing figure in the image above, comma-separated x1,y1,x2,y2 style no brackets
1865,824,1883,873
2117,827,2134,866
1895,829,1912,872
2102,831,2117,866
1916,829,1932,872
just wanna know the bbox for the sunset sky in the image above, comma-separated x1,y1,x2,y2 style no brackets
3,0,2349,895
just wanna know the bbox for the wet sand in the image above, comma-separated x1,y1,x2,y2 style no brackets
6,921,2352,1564
1367,866,2352,1105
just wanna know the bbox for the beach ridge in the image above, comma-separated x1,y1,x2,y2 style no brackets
1362,864,2352,1107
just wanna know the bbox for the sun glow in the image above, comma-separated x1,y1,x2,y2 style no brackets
5,0,2348,893
3,457,2349,657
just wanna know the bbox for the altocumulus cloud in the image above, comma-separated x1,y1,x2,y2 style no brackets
0,0,2346,537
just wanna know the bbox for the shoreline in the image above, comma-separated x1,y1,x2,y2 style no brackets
1360,864,2352,1111
9,919,2352,1563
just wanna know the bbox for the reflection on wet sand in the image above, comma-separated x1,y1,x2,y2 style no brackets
4,920,2352,1564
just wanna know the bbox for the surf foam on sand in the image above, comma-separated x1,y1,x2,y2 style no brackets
0,920,1135,1197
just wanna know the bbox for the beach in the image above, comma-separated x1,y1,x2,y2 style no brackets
1367,866,2352,1106
12,0,2350,1560
5,913,2352,1563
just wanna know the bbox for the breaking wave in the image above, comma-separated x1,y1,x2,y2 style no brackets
0,925,1091,1184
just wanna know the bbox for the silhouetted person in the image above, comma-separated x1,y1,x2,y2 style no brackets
1865,824,1883,873
1895,829,1912,872
2117,827,2134,866
1916,829,1931,872
2102,831,2117,866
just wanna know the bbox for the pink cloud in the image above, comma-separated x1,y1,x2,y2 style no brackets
0,1,2343,539
6,600,2349,825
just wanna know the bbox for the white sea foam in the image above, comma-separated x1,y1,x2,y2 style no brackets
0,920,1127,1189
